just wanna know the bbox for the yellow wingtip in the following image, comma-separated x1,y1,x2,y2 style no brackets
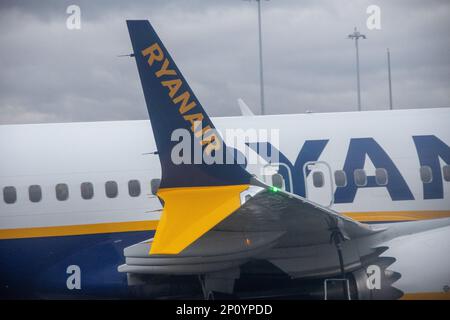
150,185,249,254
149,184,249,255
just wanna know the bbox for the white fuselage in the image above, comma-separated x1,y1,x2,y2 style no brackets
1,107,449,298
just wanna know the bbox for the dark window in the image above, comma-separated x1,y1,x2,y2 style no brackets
420,166,432,184
334,170,347,187
150,179,161,195
375,168,388,186
81,182,94,200
105,181,118,198
272,173,284,189
128,180,141,197
313,171,324,188
354,169,367,187
3,186,17,204
29,185,42,203
443,165,450,182
55,183,69,201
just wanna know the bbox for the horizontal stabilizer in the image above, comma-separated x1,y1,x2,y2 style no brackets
237,98,255,116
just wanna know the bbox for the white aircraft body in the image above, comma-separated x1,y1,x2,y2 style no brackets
0,20,449,299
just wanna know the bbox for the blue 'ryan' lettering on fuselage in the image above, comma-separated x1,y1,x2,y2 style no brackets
248,135,448,203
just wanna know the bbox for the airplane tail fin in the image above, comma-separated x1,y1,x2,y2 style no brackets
127,20,252,254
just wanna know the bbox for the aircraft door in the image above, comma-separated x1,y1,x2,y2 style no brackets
304,161,334,207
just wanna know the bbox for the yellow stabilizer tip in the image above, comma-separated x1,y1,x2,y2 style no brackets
150,184,249,254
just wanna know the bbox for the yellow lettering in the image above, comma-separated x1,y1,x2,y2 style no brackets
183,114,204,132
141,43,164,66
194,125,211,138
174,91,196,114
161,79,182,98
155,59,177,78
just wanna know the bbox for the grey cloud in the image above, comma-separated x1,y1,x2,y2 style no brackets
0,0,449,124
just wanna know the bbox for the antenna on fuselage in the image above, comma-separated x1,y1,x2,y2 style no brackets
117,53,135,57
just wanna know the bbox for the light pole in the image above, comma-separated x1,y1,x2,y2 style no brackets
387,48,393,110
246,0,268,115
348,27,366,111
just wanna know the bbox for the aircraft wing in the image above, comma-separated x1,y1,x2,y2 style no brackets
118,181,379,277
214,183,375,246
120,20,381,290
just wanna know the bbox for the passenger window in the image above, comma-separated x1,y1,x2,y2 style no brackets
55,183,69,201
151,179,161,195
354,169,367,187
81,182,94,200
443,165,450,182
105,181,118,198
334,170,347,187
128,180,141,197
3,186,17,204
375,168,388,186
313,171,324,188
272,173,284,190
420,166,432,184
29,185,42,203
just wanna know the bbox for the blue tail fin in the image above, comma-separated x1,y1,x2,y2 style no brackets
127,20,251,189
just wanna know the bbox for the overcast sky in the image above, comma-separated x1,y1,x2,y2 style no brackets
0,0,449,124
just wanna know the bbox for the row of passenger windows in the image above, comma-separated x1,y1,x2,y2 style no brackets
3,180,142,204
329,168,388,188
310,165,450,188
4,165,450,203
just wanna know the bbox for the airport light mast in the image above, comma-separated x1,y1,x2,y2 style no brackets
387,48,393,110
348,27,366,111
246,0,268,115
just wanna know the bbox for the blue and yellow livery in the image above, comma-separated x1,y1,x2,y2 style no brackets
127,20,252,254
